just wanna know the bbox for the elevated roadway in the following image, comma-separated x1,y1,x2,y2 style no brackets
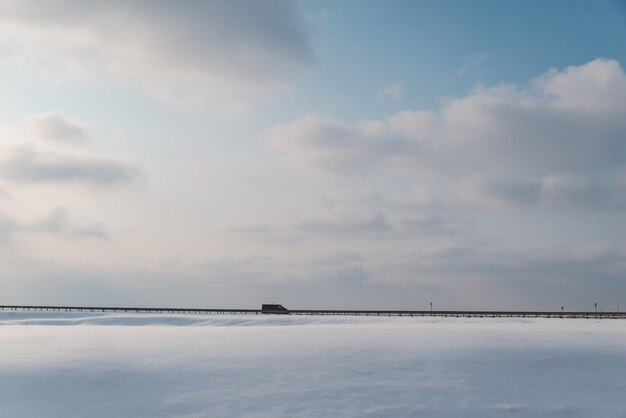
1,305,625,319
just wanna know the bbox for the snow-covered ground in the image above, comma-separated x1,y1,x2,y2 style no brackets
1,312,625,417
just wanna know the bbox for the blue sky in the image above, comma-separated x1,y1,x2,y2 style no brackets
295,0,626,117
0,0,625,310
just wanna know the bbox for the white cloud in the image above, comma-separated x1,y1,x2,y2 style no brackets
400,214,473,236
0,208,110,244
0,112,140,187
267,59,626,210
21,112,88,145
298,212,392,236
453,177,542,208
266,114,422,173
33,207,110,239
450,174,626,211
0,147,139,186
0,0,314,111
541,175,626,211
0,213,20,244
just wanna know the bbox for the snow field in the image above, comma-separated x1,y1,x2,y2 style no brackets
1,312,625,417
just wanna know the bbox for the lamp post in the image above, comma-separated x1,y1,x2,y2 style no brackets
595,302,598,313
430,302,432,312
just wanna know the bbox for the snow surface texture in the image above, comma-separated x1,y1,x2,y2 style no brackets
1,312,625,417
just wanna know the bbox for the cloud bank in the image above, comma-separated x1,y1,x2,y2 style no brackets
1,57,624,310
268,59,626,210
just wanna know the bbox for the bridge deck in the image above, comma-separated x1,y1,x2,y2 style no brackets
1,305,625,319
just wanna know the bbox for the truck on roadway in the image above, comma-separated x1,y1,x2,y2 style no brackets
261,304,289,314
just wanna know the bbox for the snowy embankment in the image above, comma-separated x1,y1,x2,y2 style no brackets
1,312,625,417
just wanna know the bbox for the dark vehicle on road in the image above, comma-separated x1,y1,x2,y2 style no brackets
261,304,289,314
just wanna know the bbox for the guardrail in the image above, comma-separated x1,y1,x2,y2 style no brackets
1,305,625,319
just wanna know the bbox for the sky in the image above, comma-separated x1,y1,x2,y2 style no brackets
0,0,625,310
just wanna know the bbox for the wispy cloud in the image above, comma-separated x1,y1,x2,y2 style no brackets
377,82,402,101
456,53,489,74
0,208,110,244
298,213,392,236
33,207,110,240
